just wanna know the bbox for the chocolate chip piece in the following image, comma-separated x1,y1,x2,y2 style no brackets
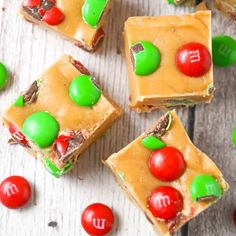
131,43,144,54
23,6,42,20
72,60,90,75
167,212,182,234
41,0,55,11
130,43,144,69
195,0,203,4
22,0,55,21
8,138,18,145
147,113,171,138
53,130,86,163
207,85,215,96
23,80,39,104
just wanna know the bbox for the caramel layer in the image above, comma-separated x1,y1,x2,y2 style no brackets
124,11,214,112
105,111,228,236
4,56,123,170
20,0,112,51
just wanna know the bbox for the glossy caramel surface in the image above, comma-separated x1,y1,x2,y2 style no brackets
4,56,123,168
124,11,213,110
20,0,111,49
106,111,228,235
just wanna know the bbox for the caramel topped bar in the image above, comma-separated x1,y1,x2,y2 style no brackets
3,56,123,177
105,111,228,235
124,11,214,112
196,1,209,11
20,0,111,51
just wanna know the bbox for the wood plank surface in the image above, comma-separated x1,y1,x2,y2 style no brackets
187,1,236,236
0,1,234,236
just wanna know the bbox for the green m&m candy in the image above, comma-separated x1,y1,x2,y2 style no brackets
14,96,24,107
43,157,73,178
167,0,186,5
22,111,59,148
69,75,101,107
190,175,222,202
0,62,9,90
141,136,166,150
232,128,236,146
212,35,236,67
82,0,108,28
130,41,161,76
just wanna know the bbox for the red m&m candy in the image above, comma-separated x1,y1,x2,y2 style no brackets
54,134,74,155
42,6,65,26
23,0,41,8
0,176,32,209
149,146,186,182
81,203,114,236
176,42,211,77
148,186,183,221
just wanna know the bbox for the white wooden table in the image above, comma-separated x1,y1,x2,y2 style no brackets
0,1,235,235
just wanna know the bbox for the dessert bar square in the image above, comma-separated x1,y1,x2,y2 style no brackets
20,0,112,51
105,111,228,236
3,55,123,177
124,11,214,112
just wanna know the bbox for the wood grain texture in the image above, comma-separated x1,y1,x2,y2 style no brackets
0,1,234,236
187,1,236,236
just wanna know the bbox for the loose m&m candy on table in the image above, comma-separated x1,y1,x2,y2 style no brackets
81,203,115,236
0,62,9,90
232,128,236,146
212,35,236,67
0,176,32,209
